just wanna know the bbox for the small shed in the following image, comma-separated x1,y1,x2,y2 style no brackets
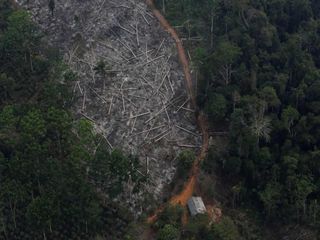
187,196,206,216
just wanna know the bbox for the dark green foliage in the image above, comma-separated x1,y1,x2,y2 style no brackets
155,205,184,230
205,93,227,122
90,147,146,198
210,217,240,240
159,0,320,232
176,150,195,179
94,60,107,75
183,214,211,239
157,224,180,240
0,4,139,239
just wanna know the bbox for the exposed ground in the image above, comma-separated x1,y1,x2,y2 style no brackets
15,0,201,213
145,0,213,225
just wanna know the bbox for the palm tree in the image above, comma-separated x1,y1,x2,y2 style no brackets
250,115,272,144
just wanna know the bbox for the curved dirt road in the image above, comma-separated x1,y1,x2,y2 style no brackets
145,0,209,223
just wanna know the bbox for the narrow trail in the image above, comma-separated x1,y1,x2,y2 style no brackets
145,0,210,224
145,0,196,108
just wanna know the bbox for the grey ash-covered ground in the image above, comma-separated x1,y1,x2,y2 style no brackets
16,0,200,214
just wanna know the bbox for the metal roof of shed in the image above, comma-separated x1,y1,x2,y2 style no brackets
187,196,206,216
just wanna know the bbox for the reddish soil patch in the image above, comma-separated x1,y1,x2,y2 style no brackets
145,0,211,225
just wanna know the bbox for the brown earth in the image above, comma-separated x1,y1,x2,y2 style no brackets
145,0,212,224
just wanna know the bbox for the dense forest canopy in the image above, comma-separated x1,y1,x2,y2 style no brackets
154,0,320,239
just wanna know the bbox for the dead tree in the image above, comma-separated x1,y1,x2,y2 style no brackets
48,0,55,16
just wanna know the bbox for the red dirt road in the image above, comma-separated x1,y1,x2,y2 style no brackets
145,0,210,224
145,0,196,108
